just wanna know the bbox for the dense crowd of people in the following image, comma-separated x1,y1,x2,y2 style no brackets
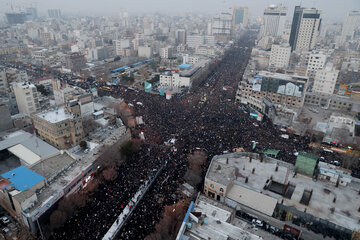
51,32,319,239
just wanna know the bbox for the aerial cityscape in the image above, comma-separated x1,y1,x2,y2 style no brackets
0,0,359,240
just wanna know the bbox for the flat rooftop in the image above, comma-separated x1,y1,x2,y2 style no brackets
24,126,128,216
30,151,76,181
35,107,73,123
0,166,45,191
258,71,308,82
183,194,262,240
208,153,360,231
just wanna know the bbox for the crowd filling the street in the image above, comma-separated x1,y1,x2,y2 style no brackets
50,32,345,240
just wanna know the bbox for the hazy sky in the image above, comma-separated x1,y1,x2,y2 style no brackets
1,0,359,21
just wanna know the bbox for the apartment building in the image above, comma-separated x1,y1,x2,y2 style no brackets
32,101,83,149
313,64,339,95
269,44,291,69
13,82,40,116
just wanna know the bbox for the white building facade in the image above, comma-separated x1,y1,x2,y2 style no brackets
262,4,287,37
313,64,339,95
269,44,291,69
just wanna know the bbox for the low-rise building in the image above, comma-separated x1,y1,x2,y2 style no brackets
236,71,308,113
204,152,359,237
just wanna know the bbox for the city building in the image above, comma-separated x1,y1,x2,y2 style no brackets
204,152,359,237
176,194,262,240
269,44,291,69
52,79,75,105
232,6,248,27
12,82,40,116
65,53,86,73
262,4,287,37
160,60,209,91
0,66,8,92
47,9,61,19
32,102,83,149
5,13,27,25
313,64,339,95
0,104,13,132
236,71,308,112
114,39,130,56
137,46,152,58
304,92,359,112
26,7,37,21
289,6,322,52
306,51,327,79
341,11,360,42
212,13,232,39
159,46,173,59
176,29,186,45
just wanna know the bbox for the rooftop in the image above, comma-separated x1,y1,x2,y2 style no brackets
0,166,45,191
182,194,263,240
30,151,76,181
207,153,360,231
258,71,308,82
35,106,73,123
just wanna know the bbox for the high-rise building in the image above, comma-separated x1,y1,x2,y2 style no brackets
341,11,360,41
13,82,40,116
269,44,291,69
212,13,232,36
0,66,8,93
26,7,37,21
114,39,130,56
306,51,327,79
5,13,27,25
289,6,322,52
47,9,61,19
176,29,186,45
232,7,248,27
262,4,287,37
313,64,339,95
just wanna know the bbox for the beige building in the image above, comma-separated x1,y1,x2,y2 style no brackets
13,82,40,116
32,101,83,149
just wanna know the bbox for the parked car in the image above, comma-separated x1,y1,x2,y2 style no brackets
2,227,9,234
252,219,263,227
0,216,9,225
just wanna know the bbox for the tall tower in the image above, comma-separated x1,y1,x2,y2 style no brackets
289,6,322,52
232,7,248,27
262,4,287,37
341,11,360,41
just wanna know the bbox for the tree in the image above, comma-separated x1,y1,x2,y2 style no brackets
79,140,87,150
145,201,188,240
36,84,50,96
120,140,135,157
148,75,160,84
49,210,67,230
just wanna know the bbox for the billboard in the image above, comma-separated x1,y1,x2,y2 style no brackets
260,78,304,97
252,76,262,91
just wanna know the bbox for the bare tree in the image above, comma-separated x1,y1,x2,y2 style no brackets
145,201,188,240
102,168,118,181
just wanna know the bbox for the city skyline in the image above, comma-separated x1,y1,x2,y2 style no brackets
0,0,359,21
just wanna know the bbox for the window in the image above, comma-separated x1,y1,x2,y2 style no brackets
210,184,214,188
220,188,224,192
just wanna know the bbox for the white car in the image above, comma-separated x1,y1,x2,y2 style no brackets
252,219,263,227
1,216,9,225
